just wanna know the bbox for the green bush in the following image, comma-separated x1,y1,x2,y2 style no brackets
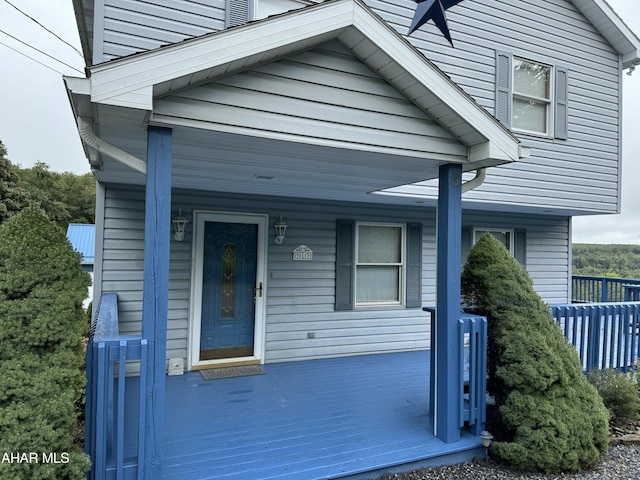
0,208,91,479
462,233,609,473
588,369,640,423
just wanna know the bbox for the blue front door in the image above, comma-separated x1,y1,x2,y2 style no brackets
200,222,258,360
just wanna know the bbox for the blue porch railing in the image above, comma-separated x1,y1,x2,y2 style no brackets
459,314,488,435
86,293,148,480
551,302,640,372
572,275,640,303
425,309,487,436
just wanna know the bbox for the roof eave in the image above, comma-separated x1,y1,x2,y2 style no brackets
79,0,522,167
572,0,640,70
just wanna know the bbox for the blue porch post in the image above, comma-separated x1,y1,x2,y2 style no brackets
142,126,172,478
433,163,462,443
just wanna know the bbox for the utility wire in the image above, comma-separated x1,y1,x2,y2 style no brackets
0,28,84,74
3,0,83,57
0,39,66,75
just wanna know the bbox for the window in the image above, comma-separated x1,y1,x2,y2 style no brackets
496,52,568,140
473,228,514,253
512,58,552,135
355,224,404,306
335,220,422,310
461,226,526,268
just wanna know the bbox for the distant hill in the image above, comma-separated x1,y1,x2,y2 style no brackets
572,244,640,280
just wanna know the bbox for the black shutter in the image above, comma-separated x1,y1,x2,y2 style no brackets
405,223,422,308
461,226,473,267
555,66,569,140
495,51,512,128
335,220,355,311
514,228,527,267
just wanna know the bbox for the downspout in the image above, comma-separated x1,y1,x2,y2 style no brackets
77,117,147,174
461,167,486,193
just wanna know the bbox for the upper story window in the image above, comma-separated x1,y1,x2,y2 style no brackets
496,52,568,140
512,58,552,135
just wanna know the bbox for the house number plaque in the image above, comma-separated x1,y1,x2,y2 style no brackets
293,245,313,261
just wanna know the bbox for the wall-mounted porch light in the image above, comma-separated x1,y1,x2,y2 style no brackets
172,209,188,242
274,216,288,244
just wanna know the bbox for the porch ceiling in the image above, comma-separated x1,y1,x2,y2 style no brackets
93,107,443,205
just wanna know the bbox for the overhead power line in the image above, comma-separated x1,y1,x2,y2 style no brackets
3,0,83,57
0,28,84,74
0,39,66,75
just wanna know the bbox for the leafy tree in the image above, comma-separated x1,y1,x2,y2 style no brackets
462,233,609,473
573,243,640,280
0,141,30,224
16,161,95,228
0,208,91,479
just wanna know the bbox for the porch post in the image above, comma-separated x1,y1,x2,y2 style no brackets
142,126,172,478
434,163,462,443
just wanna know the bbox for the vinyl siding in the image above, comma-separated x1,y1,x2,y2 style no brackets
98,0,226,62
368,0,621,214
102,184,570,367
92,0,622,215
154,41,465,162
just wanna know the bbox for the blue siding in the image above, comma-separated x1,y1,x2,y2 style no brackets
101,184,571,367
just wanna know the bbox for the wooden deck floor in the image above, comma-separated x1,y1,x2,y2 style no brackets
146,351,483,479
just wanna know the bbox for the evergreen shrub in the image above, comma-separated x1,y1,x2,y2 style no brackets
587,369,640,423
462,233,609,473
0,208,91,479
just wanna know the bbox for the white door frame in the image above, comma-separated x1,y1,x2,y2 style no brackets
188,211,268,370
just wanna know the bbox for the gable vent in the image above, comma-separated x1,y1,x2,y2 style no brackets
226,0,249,28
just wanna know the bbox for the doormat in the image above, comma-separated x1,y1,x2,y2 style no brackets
199,365,265,381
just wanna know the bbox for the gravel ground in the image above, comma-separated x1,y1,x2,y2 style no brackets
379,444,640,480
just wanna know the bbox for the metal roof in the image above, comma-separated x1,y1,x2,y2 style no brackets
66,223,95,265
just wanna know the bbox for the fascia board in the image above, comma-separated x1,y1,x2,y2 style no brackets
573,0,640,69
64,76,94,119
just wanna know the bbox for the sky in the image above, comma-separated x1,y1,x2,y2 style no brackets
0,0,638,243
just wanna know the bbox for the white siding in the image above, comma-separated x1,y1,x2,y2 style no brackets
102,184,570,367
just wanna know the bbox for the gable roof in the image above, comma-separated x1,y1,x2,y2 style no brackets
67,0,523,167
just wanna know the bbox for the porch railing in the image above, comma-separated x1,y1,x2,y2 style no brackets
86,293,148,480
424,309,488,436
551,302,640,372
459,314,488,435
572,275,640,303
